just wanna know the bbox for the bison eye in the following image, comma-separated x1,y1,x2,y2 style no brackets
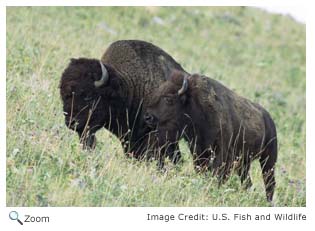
64,92,74,99
163,96,175,105
81,92,94,101
84,96,93,101
83,94,93,101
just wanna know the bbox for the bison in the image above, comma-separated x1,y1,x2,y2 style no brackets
144,70,277,201
59,40,187,163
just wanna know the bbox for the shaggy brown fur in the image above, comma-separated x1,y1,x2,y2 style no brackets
59,40,187,163
145,70,278,201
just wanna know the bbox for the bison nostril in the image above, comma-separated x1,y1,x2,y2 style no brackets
66,118,78,129
144,113,155,125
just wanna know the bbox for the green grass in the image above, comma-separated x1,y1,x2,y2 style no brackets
6,6,305,206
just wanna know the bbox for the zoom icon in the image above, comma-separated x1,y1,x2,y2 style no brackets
9,211,23,225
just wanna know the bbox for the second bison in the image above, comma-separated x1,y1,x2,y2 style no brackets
145,70,277,201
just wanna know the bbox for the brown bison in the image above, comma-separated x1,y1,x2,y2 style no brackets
145,70,277,201
59,40,187,163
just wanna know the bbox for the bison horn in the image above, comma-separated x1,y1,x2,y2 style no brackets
94,61,109,87
178,76,189,95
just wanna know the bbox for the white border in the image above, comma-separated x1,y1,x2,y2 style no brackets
305,1,313,210
0,5,6,208
2,0,309,7
1,0,313,230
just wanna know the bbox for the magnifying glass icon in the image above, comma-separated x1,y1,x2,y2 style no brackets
9,211,23,225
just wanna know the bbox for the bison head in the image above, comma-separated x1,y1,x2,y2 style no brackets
145,70,192,147
59,58,122,149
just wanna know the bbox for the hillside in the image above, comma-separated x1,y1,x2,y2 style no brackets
6,6,305,206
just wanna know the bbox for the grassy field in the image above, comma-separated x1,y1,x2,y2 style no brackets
6,7,305,206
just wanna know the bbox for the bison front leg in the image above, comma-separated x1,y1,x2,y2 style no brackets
186,137,209,173
84,133,97,149
144,137,182,169
167,142,182,165
210,142,235,186
155,129,179,170
123,134,157,161
78,130,96,150
193,153,210,173
157,129,182,165
155,141,175,170
238,162,253,190
233,153,253,189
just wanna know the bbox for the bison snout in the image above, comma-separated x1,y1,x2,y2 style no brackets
144,112,157,128
66,118,78,130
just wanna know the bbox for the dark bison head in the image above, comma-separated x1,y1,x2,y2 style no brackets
59,58,120,149
145,70,191,146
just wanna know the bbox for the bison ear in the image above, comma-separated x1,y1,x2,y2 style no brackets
70,58,78,64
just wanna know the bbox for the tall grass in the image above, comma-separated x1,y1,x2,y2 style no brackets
6,6,305,206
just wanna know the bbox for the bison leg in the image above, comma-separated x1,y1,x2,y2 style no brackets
209,145,229,185
235,153,253,189
84,133,97,149
124,139,148,160
157,141,176,170
122,131,159,161
238,163,252,189
157,152,165,170
259,151,277,202
214,164,230,187
259,109,277,201
78,131,96,150
188,139,210,172
168,142,182,165
193,151,210,173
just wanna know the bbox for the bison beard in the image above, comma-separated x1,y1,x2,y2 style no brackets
59,40,188,163
145,70,278,202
